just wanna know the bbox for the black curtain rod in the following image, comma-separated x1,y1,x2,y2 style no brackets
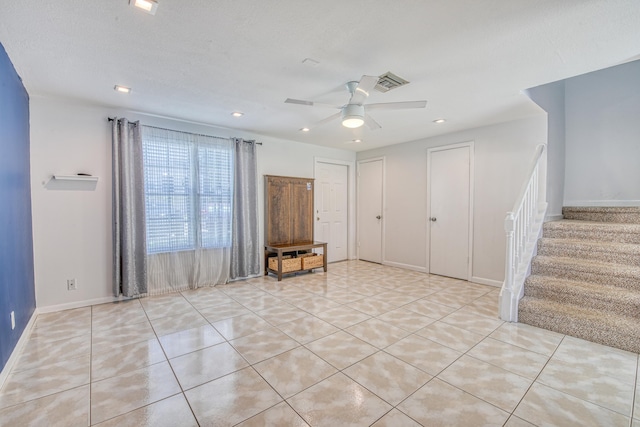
107,117,262,145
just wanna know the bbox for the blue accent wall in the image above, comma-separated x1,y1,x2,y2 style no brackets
0,42,36,372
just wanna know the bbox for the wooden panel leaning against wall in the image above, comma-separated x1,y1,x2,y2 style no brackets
264,175,314,245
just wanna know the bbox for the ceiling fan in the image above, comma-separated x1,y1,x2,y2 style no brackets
285,75,427,130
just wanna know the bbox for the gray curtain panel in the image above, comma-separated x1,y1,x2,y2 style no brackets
230,138,260,279
111,118,148,297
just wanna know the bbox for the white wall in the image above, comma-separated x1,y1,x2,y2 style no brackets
29,95,355,310
526,80,566,219
564,60,640,206
356,115,547,285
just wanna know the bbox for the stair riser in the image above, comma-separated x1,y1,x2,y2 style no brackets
537,243,640,266
531,263,640,291
562,212,640,224
542,227,640,244
518,307,640,354
523,286,640,319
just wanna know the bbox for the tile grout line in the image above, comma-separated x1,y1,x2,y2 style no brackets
5,261,638,426
151,292,201,427
629,354,639,426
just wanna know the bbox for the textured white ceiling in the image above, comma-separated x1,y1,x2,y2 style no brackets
1,0,639,151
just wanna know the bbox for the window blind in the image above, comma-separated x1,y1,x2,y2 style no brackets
141,126,233,254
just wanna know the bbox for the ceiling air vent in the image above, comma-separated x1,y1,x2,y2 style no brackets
374,72,409,93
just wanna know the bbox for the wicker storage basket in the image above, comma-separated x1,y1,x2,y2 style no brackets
301,254,324,269
297,252,315,258
268,257,301,273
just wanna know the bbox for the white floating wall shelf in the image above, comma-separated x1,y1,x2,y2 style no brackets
45,175,99,191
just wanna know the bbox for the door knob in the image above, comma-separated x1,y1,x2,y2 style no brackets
317,217,320,221
430,217,437,222
376,215,382,219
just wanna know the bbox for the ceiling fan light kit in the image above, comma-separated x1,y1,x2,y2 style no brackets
341,104,365,128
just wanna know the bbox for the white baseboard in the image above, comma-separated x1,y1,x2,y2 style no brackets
545,214,563,221
382,260,427,273
37,295,125,314
470,276,502,287
0,308,39,391
564,200,640,207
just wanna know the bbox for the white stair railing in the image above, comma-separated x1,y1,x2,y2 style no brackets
499,144,548,322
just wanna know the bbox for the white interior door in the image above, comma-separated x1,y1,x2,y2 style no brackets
358,159,383,263
315,162,349,263
428,145,471,279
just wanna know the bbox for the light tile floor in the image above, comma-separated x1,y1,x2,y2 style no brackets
0,260,638,426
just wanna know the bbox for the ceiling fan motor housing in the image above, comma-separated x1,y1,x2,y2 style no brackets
345,81,360,95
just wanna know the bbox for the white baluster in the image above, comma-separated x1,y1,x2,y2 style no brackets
500,144,548,322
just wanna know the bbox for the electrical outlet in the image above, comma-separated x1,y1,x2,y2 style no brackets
10,311,15,330
67,278,77,291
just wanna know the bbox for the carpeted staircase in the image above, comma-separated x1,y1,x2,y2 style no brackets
518,206,640,353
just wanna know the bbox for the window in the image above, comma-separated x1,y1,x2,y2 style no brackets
142,126,233,254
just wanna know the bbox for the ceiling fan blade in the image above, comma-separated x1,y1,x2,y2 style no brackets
313,112,341,128
285,98,340,109
365,100,427,111
348,75,379,105
285,98,314,106
364,113,382,131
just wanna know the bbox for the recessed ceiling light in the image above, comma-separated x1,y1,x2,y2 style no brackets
130,0,158,15
300,127,310,132
433,118,446,124
114,85,131,94
231,111,244,117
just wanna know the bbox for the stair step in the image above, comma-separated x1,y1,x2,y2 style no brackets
563,206,640,224
520,206,640,353
518,296,640,353
524,275,640,318
537,238,640,265
531,255,640,291
543,220,640,244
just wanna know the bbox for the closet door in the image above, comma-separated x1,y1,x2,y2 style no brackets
357,159,383,263
428,144,471,280
315,161,349,262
